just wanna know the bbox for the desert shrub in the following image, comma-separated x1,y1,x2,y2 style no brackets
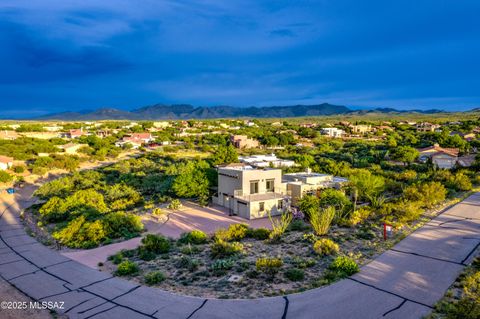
115,260,139,276
346,207,372,226
356,228,376,240
144,271,166,285
328,256,359,278
13,165,25,173
211,258,235,275
108,252,124,265
392,200,423,223
310,207,335,236
152,208,165,216
269,211,292,242
313,238,339,256
256,257,283,279
288,219,310,231
448,172,473,191
176,256,200,271
291,256,316,268
225,223,249,241
180,244,202,255
103,211,143,239
52,216,107,248
298,195,320,220
403,181,446,208
302,233,318,243
210,240,244,259
0,170,13,183
179,230,208,245
285,268,305,281
168,199,182,210
247,227,271,240
138,246,156,261
141,234,170,254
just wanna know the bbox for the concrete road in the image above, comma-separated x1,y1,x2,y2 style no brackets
0,191,479,319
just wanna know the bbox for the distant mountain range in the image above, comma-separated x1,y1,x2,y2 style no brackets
32,103,474,121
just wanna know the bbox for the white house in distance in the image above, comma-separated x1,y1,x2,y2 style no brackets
0,155,14,170
238,154,295,168
212,164,289,219
321,127,345,138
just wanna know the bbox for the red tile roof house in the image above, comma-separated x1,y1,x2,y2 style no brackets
417,143,460,169
0,155,14,171
68,128,87,138
115,133,154,149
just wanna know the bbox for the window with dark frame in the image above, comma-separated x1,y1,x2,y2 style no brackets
266,179,275,192
250,180,259,194
259,202,265,211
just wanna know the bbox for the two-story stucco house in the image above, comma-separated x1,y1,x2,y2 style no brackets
212,163,289,219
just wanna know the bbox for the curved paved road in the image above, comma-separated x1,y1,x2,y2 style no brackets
0,191,479,319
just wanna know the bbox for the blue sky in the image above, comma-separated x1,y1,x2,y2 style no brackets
0,1,479,117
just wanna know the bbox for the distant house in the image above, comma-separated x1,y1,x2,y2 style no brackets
0,155,14,171
230,135,259,149
43,125,63,132
300,123,317,128
68,128,87,139
417,143,459,169
449,131,476,141
416,122,441,133
116,132,153,149
238,154,295,168
457,154,476,168
350,125,372,134
0,130,20,140
321,127,345,138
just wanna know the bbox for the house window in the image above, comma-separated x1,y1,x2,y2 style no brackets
259,202,265,212
266,179,275,192
277,200,283,209
250,181,259,194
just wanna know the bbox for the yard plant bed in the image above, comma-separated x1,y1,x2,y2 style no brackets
101,222,399,299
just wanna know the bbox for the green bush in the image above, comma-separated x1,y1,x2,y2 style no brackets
214,224,249,242
269,212,292,242
141,234,170,254
179,230,208,245
313,238,339,256
13,165,25,174
328,256,359,278
288,219,310,232
144,271,166,285
285,268,305,281
291,256,316,268
211,258,235,275
168,199,182,210
247,227,271,240
176,256,200,271
52,216,107,248
256,257,283,278
210,240,244,259
226,224,249,241
138,246,156,261
115,260,139,276
310,207,335,236
103,211,143,239
108,252,124,265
